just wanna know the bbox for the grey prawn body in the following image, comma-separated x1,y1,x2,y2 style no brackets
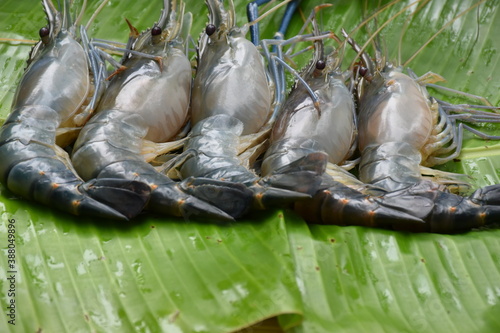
167,0,309,219
71,0,232,221
343,33,500,232
260,14,428,227
0,0,150,220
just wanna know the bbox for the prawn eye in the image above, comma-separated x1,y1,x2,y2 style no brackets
39,27,50,44
359,66,368,77
315,60,326,70
39,27,49,38
151,25,162,36
206,24,216,36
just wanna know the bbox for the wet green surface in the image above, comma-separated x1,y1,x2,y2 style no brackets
1,1,500,332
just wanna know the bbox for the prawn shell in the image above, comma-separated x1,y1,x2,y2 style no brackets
261,137,328,177
1,106,59,146
180,115,253,181
270,75,356,166
13,32,89,124
98,47,191,143
191,33,272,135
72,110,148,180
358,69,433,152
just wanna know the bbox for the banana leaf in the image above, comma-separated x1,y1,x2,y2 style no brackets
1,0,500,332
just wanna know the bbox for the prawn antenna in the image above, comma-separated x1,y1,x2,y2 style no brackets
85,0,111,31
0,38,37,45
246,0,292,28
347,0,423,70
337,0,406,54
397,0,431,66
74,0,88,27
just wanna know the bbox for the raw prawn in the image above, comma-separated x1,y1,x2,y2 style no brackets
71,0,232,220
0,0,150,220
165,0,310,219
262,7,427,226
339,11,500,232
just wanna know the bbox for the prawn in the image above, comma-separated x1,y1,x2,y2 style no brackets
262,6,427,226
163,0,310,218
71,0,233,221
0,0,150,220
261,6,357,193
340,2,500,232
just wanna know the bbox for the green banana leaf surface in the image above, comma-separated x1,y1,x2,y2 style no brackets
1,0,500,332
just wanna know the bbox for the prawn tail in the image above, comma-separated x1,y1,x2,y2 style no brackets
0,117,149,220
91,160,235,222
294,181,428,229
307,180,500,233
152,179,236,221
249,152,328,212
1,157,148,220
401,181,500,233
261,151,328,196
248,183,311,211
178,176,311,219
179,177,254,219
470,184,500,206
80,178,151,220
